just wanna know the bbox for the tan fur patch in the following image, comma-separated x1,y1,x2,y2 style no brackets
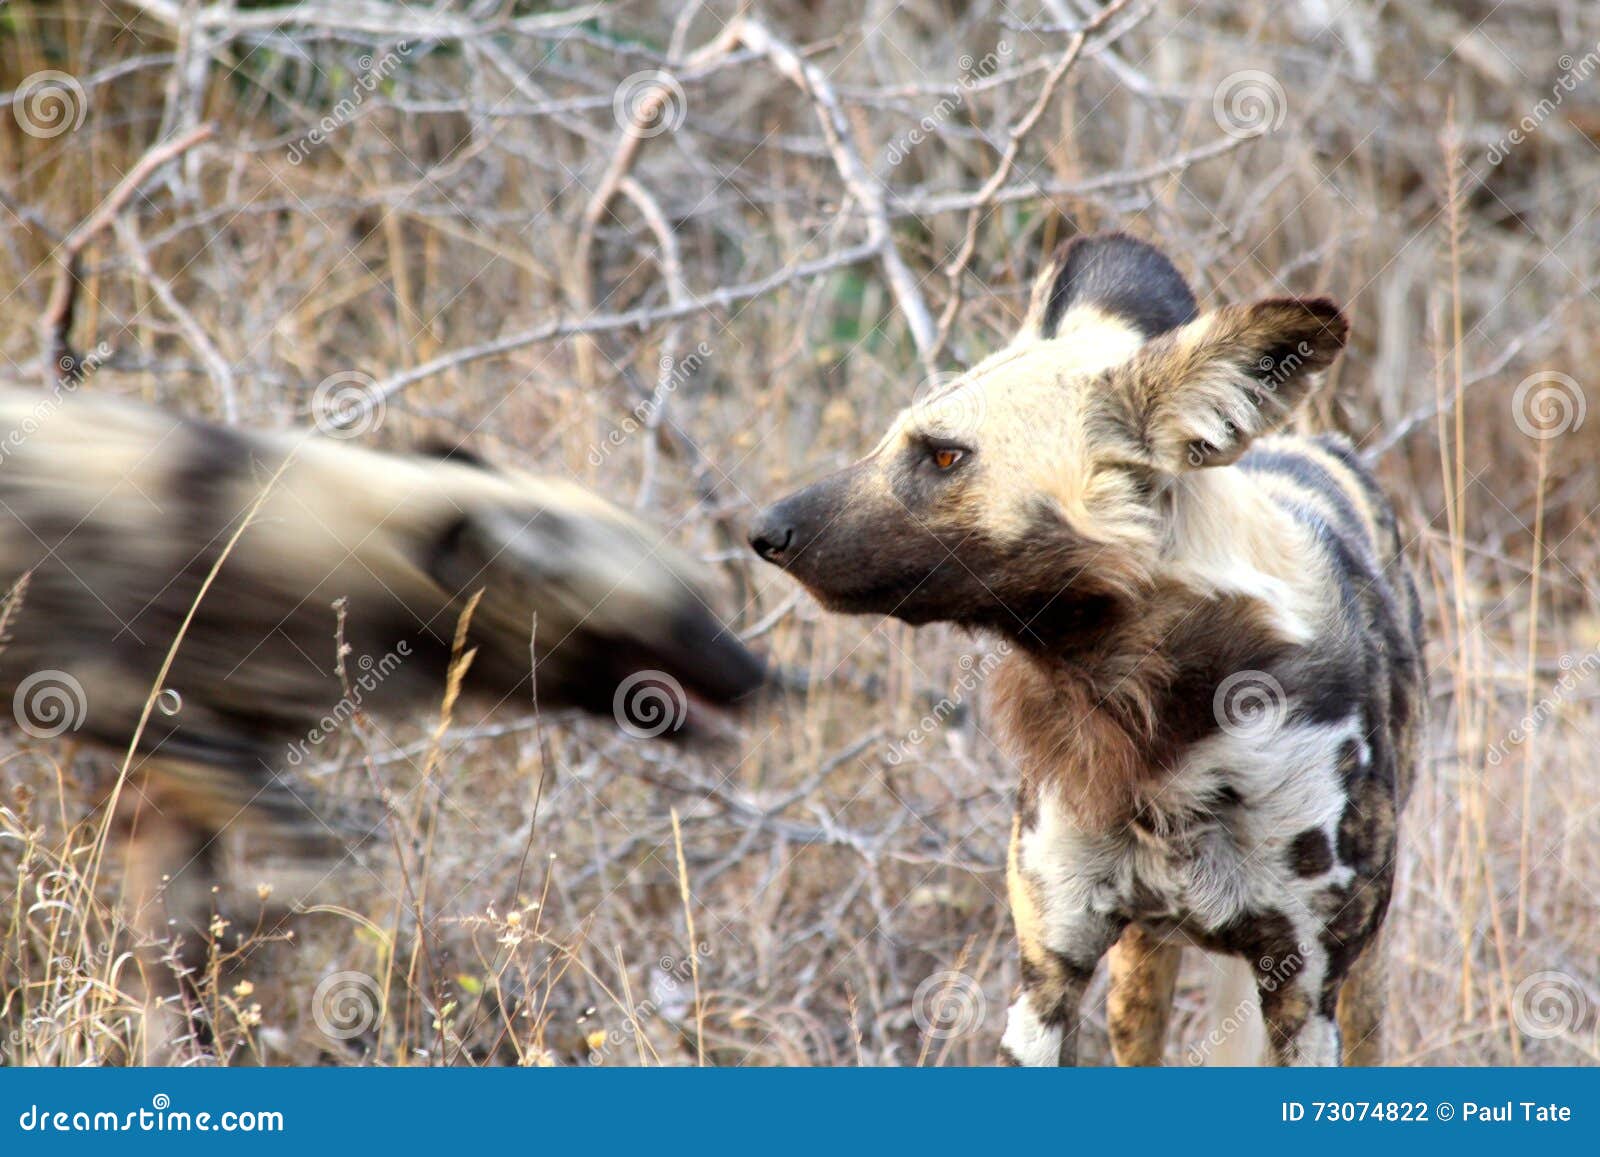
1107,924,1182,1065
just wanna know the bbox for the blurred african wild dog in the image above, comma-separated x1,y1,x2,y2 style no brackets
0,388,763,964
750,234,1425,1066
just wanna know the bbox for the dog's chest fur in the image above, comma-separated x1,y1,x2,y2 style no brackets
1015,708,1378,946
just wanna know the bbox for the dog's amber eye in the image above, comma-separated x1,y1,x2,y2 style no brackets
932,447,964,471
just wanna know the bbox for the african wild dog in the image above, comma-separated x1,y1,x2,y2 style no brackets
0,388,763,961
749,234,1425,1066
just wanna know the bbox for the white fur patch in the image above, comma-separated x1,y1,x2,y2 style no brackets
1001,995,1064,1066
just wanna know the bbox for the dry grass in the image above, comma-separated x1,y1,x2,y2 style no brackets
2,0,1598,1066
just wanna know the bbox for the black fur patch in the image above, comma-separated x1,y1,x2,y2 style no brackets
415,437,492,468
1239,448,1370,547
764,464,1135,650
1049,947,1100,987
1040,233,1199,341
172,419,258,500
1209,783,1246,810
1196,910,1308,1038
1335,771,1396,876
1317,863,1396,1017
1287,827,1334,877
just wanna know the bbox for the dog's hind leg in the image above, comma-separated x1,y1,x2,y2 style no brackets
114,778,221,1061
114,757,352,1060
1106,923,1181,1066
1336,927,1388,1065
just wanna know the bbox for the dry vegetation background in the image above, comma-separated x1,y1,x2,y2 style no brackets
1,0,1598,1066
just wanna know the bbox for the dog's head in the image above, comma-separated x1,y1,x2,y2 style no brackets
427,476,765,733
749,234,1348,650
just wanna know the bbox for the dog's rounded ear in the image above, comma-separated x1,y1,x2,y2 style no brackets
422,507,579,625
1015,233,1198,347
1109,297,1349,471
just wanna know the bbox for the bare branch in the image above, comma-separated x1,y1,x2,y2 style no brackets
370,241,879,404
734,18,939,377
37,122,214,385
113,214,239,422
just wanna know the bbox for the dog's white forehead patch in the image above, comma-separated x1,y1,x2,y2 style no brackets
875,305,1152,453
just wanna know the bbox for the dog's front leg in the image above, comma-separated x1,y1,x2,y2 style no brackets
999,813,1123,1066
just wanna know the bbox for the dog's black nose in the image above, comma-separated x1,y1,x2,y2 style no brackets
748,516,794,563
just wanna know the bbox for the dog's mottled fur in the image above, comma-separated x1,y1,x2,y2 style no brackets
750,233,1424,1066
0,389,763,951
